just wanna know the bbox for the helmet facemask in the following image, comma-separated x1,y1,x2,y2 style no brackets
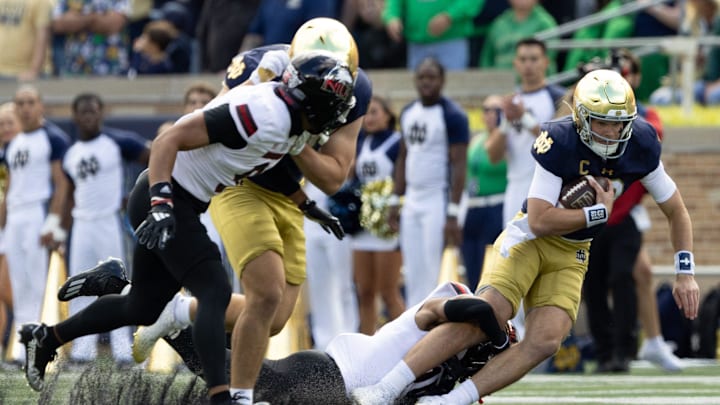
575,104,635,159
282,51,354,135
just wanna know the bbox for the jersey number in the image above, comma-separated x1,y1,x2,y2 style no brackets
214,163,270,193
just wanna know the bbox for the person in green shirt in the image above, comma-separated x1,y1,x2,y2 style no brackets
562,0,635,72
382,0,483,69
461,94,507,291
480,0,557,73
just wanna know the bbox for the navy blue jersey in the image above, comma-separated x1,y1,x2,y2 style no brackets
532,115,661,240
222,44,372,196
224,44,291,89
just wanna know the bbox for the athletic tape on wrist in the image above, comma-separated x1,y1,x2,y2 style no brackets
520,112,538,130
447,202,460,217
583,203,608,228
674,250,695,275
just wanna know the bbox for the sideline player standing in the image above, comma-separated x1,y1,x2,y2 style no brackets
3,86,70,363
62,93,149,365
388,57,469,307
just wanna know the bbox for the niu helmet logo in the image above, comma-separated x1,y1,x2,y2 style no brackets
321,77,351,100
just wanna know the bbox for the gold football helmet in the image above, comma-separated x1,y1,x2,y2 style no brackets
289,17,359,78
573,69,637,159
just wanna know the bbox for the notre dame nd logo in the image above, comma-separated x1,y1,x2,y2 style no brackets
533,131,553,154
407,122,426,144
226,56,246,80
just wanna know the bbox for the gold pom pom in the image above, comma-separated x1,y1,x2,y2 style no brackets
360,177,398,240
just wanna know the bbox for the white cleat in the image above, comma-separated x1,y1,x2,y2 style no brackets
638,339,684,372
350,384,398,405
132,293,187,363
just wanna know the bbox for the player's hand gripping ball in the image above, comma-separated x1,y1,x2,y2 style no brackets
558,175,610,209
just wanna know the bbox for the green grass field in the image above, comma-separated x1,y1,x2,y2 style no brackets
1,359,719,404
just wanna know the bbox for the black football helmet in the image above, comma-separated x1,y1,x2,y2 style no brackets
282,51,354,134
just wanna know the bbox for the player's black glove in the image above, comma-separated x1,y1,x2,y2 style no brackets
135,182,176,250
300,199,345,240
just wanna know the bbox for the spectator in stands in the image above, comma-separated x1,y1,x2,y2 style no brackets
3,86,70,363
562,0,634,72
632,0,682,101
62,93,150,366
0,0,54,81
381,0,483,70
51,0,131,76
239,0,336,52
352,95,404,335
388,57,469,307
468,0,510,68
341,0,406,68
480,0,557,72
0,102,19,362
462,95,507,291
196,0,261,73
692,0,720,104
649,0,720,105
129,19,182,75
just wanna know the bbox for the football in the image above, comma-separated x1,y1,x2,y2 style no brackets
558,175,610,209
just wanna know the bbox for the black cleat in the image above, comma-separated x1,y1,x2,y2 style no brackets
57,257,129,301
19,323,57,392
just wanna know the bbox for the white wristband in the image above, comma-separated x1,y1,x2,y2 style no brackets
520,112,538,130
447,202,460,218
583,203,608,228
41,213,61,235
674,250,695,275
498,116,511,134
387,194,401,207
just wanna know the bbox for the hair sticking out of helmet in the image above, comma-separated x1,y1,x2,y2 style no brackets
572,69,637,159
289,17,359,78
282,51,354,134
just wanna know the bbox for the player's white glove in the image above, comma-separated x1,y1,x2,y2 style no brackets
41,213,67,243
249,49,290,84
288,131,313,155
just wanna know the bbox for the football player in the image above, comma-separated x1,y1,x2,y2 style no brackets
19,51,355,405
351,69,699,405
198,18,372,405
57,259,514,405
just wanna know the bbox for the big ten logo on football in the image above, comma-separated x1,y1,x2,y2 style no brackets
533,131,553,154
361,161,377,178
407,122,426,144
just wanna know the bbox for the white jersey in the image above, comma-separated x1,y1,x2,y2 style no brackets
326,281,472,393
400,102,450,191
5,126,68,209
355,132,401,184
63,134,123,219
505,89,557,183
172,82,295,202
